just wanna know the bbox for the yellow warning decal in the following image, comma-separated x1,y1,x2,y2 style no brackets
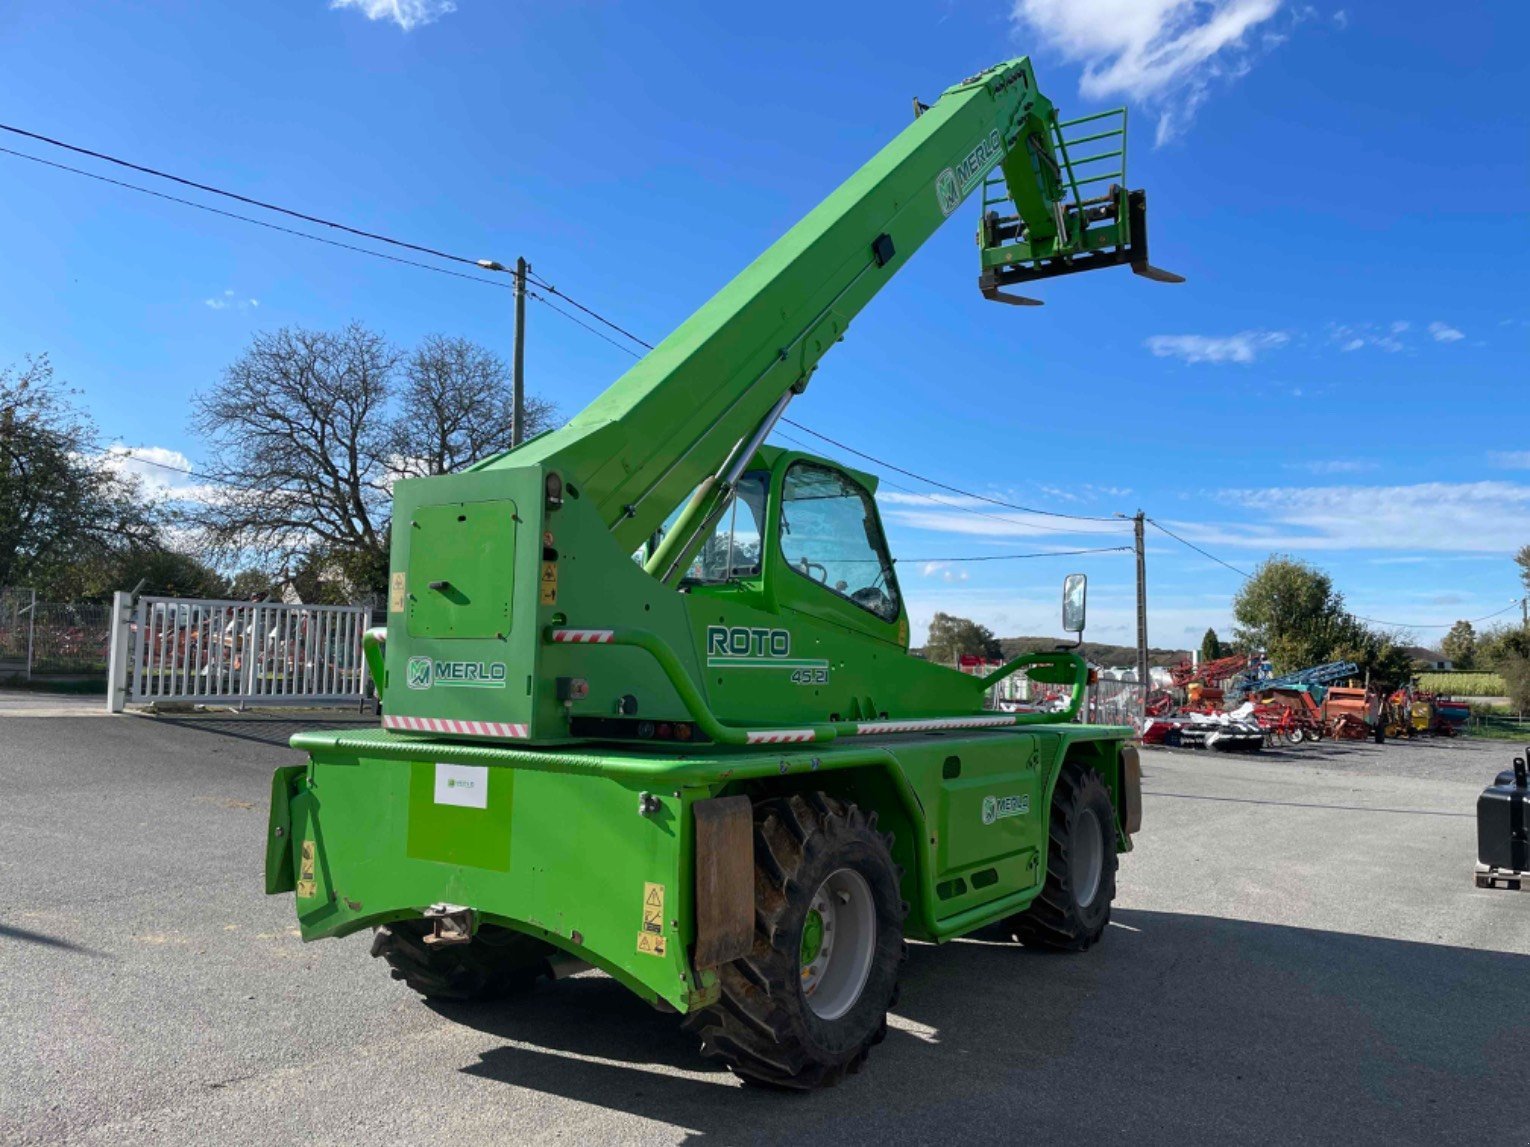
389,571,406,613
642,881,665,935
297,840,316,897
539,561,558,605
637,931,667,957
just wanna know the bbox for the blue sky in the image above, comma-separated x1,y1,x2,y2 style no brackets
2,0,1526,651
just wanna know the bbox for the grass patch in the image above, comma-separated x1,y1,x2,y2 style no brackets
1467,714,1530,741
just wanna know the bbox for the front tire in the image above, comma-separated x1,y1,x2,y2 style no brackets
685,792,907,1090
370,920,555,1001
1006,763,1118,952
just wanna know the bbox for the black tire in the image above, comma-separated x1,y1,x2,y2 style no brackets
685,792,907,1090
1006,763,1118,952
370,919,555,1002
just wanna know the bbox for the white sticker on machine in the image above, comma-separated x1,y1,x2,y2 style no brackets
434,763,489,809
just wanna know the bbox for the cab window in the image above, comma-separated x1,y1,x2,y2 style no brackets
778,462,900,621
664,471,768,584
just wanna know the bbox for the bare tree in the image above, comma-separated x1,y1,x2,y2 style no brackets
389,334,556,479
188,323,399,583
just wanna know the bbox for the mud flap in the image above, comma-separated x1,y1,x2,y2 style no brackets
692,796,753,968
264,764,307,895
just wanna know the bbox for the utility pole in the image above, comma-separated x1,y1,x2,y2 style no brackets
512,256,528,446
1134,511,1149,719
475,256,529,446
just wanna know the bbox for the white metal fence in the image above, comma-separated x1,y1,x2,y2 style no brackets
108,594,374,711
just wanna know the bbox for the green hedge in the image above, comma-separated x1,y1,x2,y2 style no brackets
1415,671,1506,697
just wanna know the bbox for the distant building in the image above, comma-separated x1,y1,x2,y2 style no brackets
1404,646,1452,671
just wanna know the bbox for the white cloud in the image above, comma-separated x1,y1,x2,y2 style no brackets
1011,0,1284,143
919,561,971,583
1169,480,1530,553
1332,8,1348,29
1144,329,1289,364
100,445,221,503
878,491,1128,541
1490,451,1530,470
1283,459,1376,475
1390,320,1409,333
1428,321,1465,343
1327,322,1404,353
205,289,259,312
329,0,456,30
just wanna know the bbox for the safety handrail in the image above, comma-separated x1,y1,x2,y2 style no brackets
361,626,387,695
977,650,1089,723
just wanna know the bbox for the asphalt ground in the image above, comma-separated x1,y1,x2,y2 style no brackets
2,713,1527,1145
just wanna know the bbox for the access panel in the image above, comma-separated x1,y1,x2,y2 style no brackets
406,500,517,640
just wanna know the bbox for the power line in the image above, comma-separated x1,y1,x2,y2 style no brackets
901,546,1132,563
1349,601,1523,631
782,419,1124,524
525,273,656,351
1146,518,1253,579
0,126,1128,531
0,121,487,269
0,124,655,353
0,145,511,292
1148,518,1525,631
527,291,643,357
770,428,1122,537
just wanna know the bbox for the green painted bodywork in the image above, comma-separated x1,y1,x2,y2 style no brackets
271,57,1162,1015
273,723,1134,1010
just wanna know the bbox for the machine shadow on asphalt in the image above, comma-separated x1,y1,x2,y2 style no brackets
444,908,1528,1138
0,922,113,959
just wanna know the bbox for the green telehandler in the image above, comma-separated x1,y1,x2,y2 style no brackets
267,56,1178,1089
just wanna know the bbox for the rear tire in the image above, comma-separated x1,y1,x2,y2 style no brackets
1006,763,1117,952
684,792,907,1090
370,920,555,1002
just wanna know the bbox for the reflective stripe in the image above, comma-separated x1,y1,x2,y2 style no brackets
746,729,817,744
854,715,1017,735
383,714,529,738
550,629,615,644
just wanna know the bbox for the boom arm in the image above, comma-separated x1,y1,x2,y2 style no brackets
501,57,1171,564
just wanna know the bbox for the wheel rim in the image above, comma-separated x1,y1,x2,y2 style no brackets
799,867,877,1021
1071,808,1104,908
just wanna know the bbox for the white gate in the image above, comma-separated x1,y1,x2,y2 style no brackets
108,595,373,711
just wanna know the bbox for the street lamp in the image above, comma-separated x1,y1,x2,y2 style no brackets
478,257,528,446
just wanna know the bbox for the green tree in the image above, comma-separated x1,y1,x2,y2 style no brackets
0,355,157,595
1232,554,1411,685
1232,556,1342,672
924,612,1001,664
1440,620,1477,670
1501,657,1530,716
50,544,229,601
1199,627,1222,662
1515,543,1530,596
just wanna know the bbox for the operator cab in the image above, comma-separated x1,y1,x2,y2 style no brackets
644,446,907,646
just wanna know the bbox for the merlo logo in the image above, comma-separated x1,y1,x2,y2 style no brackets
406,656,432,690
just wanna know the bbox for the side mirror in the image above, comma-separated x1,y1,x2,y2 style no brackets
1062,573,1087,635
